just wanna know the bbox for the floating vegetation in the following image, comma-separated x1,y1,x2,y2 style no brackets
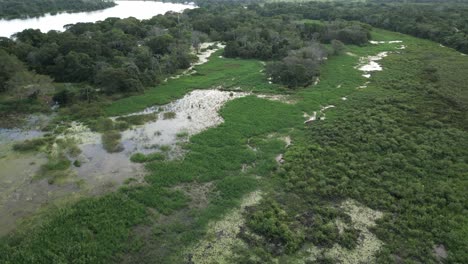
12,137,51,152
163,111,176,120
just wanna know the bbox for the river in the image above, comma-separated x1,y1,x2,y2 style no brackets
0,1,195,38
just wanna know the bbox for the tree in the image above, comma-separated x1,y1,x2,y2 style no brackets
266,43,326,88
146,34,174,55
7,71,53,100
53,51,94,82
0,49,26,92
94,67,142,94
331,39,345,55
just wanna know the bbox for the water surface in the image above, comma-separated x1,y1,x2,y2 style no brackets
0,1,195,38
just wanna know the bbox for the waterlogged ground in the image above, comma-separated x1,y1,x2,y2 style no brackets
0,89,248,235
120,89,248,154
0,44,246,235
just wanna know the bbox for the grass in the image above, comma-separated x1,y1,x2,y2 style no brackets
175,131,188,139
12,137,51,152
104,50,284,116
130,152,166,163
116,113,158,126
35,156,72,184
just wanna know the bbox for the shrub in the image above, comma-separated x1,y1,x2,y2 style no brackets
116,113,158,126
246,199,304,253
130,152,165,163
12,137,49,151
163,112,176,119
101,130,123,153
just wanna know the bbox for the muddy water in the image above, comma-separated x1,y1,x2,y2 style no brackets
0,132,48,235
121,89,248,153
0,89,247,236
74,89,248,184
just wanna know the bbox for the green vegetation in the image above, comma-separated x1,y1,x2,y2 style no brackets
0,0,115,20
162,112,176,120
121,186,189,215
101,130,122,153
0,193,147,263
12,137,50,151
130,152,166,163
257,1,468,53
105,52,281,115
175,131,189,139
116,113,158,126
235,31,468,263
35,156,71,184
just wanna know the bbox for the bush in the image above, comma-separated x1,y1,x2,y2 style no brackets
12,137,49,151
246,199,304,253
163,112,176,120
101,130,123,153
116,113,158,126
130,152,165,163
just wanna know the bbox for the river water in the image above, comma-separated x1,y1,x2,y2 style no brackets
0,1,195,38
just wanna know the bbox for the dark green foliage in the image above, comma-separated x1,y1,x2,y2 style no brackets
162,112,176,120
101,130,122,153
262,41,468,262
0,193,146,264
130,152,166,163
257,1,468,54
331,39,345,55
116,113,158,126
95,117,115,132
266,43,326,88
121,186,189,215
42,158,70,171
214,176,257,203
0,49,26,92
246,199,304,253
73,159,81,167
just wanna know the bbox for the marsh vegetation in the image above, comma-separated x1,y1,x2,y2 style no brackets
0,1,467,264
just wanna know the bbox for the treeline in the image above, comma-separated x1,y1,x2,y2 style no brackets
255,1,468,54
186,7,369,87
371,0,468,3
0,4,371,106
0,0,115,20
0,14,197,99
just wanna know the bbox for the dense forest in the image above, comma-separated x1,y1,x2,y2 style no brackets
0,0,115,19
255,1,468,54
0,5,369,112
0,1,467,264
